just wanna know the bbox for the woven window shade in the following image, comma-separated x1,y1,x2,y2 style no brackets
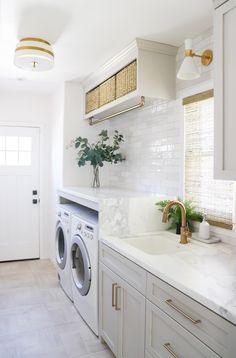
184,95,234,229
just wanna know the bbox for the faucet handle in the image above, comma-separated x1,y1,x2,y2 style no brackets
186,223,192,238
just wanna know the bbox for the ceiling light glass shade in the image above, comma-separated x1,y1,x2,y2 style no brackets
177,56,200,80
14,38,54,71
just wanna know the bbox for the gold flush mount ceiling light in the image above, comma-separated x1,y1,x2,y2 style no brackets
177,39,213,80
14,37,54,71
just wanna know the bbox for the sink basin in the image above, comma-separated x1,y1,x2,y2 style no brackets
123,234,187,255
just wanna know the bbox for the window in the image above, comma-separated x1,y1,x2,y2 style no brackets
184,92,234,229
0,136,32,166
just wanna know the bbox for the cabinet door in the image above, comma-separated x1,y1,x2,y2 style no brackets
99,263,119,356
214,0,236,179
118,278,145,358
146,301,220,358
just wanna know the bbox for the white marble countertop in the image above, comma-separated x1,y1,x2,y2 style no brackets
101,231,236,326
58,186,159,201
57,186,164,211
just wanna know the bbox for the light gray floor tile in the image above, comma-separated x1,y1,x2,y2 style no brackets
0,259,113,358
77,350,115,358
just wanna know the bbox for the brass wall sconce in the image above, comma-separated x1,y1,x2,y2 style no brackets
177,39,213,80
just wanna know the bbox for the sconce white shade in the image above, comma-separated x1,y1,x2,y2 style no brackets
14,38,54,71
177,56,200,80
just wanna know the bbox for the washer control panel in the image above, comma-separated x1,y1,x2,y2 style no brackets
84,224,94,240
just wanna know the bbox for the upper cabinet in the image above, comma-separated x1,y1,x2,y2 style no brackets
82,39,177,123
214,0,236,179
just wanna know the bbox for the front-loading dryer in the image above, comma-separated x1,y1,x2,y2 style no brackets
55,204,82,300
71,211,98,335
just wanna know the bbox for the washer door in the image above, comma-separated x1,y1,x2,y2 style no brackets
55,222,67,269
71,235,91,296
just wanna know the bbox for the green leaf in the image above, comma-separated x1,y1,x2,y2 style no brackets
70,129,125,168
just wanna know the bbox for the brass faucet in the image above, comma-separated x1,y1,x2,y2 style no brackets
162,200,191,244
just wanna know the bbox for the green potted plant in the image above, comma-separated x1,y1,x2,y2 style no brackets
68,129,125,188
156,199,203,234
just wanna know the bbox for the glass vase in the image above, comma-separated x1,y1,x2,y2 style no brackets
92,165,100,188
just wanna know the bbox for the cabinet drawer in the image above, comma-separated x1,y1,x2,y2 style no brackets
146,301,219,358
100,243,147,295
147,273,235,357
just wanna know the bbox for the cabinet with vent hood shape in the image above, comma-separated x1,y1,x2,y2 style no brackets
82,38,177,122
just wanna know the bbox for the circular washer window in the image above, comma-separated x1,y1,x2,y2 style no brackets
55,223,67,269
71,235,91,296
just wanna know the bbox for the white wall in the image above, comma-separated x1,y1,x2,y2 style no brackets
48,85,64,261
62,81,109,187
48,81,110,261
0,89,53,258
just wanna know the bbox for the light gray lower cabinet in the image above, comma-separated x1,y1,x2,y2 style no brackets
99,243,235,358
145,351,154,358
146,301,219,358
99,263,119,355
147,273,236,357
99,262,146,358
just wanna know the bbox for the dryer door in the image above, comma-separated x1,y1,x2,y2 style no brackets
71,235,91,296
55,222,67,269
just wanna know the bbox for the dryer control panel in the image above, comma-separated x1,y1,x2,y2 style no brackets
76,221,95,240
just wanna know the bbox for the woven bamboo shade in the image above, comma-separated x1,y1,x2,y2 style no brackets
85,86,100,114
99,76,116,107
184,95,234,230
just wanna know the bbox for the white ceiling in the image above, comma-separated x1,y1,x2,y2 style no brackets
0,0,213,92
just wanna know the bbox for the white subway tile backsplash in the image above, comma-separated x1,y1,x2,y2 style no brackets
109,101,181,195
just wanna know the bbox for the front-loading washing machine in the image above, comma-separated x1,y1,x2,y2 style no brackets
55,204,82,301
71,210,99,335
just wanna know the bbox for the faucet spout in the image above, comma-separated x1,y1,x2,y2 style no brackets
161,200,190,244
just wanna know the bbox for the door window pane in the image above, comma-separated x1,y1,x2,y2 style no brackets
19,137,32,151
0,136,32,166
6,151,18,166
6,137,18,151
19,152,31,166
0,151,5,165
0,137,5,150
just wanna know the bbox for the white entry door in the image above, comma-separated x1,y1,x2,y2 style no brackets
0,126,40,261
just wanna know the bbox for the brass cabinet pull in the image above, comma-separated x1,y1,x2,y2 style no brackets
163,343,179,358
165,299,201,325
112,283,117,307
115,285,121,310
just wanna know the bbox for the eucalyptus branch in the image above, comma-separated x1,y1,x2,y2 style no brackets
70,130,125,168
